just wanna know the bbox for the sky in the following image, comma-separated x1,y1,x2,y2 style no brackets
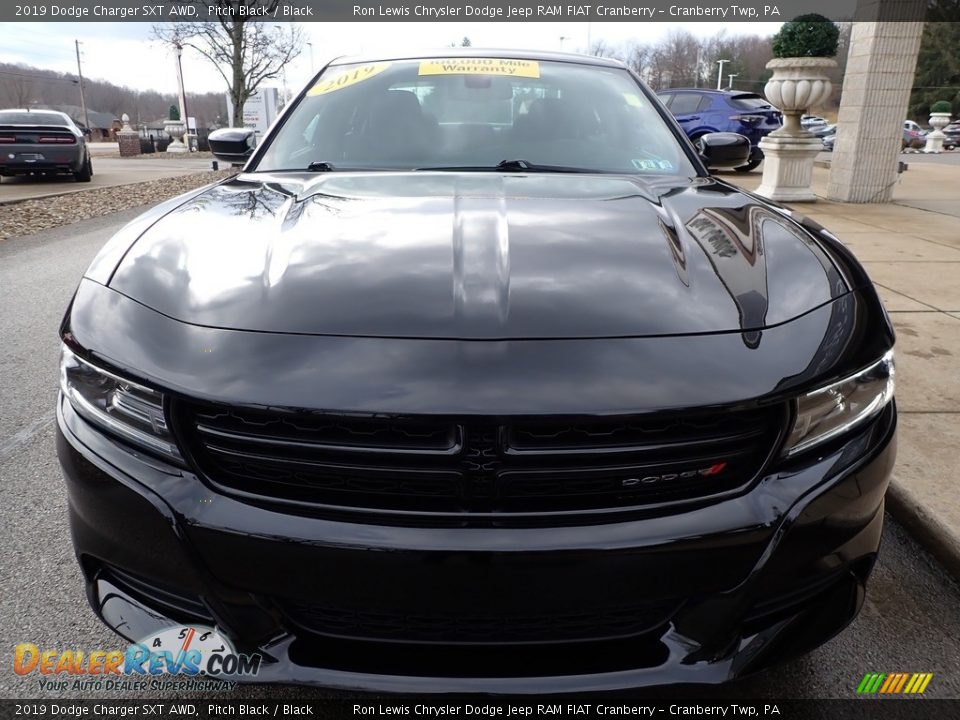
0,21,783,99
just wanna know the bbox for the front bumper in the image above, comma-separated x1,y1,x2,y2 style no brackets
57,393,896,693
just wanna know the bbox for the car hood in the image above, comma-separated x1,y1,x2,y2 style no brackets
106,172,848,340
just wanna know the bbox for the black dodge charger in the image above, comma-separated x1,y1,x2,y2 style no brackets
57,50,896,692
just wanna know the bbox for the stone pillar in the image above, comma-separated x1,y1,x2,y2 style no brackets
117,113,141,157
827,20,925,202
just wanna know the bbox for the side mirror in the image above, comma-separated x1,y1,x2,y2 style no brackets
695,132,751,169
208,127,256,166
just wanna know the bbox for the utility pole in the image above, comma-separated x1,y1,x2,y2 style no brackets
716,59,730,91
306,42,315,73
74,40,90,133
174,42,190,143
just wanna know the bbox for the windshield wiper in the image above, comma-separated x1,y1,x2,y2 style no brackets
414,159,597,173
306,161,337,172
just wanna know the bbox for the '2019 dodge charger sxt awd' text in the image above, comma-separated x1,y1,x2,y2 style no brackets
57,50,896,692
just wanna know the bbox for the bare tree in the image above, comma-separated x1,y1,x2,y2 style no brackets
588,40,619,60
651,30,701,89
153,1,302,128
623,42,652,81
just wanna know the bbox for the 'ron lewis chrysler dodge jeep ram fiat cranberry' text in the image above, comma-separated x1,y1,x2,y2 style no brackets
57,50,896,692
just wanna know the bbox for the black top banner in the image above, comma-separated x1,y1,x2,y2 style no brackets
0,0,933,23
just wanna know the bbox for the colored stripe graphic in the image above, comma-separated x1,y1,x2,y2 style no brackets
857,672,933,694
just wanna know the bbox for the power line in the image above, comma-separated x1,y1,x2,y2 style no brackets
0,70,78,84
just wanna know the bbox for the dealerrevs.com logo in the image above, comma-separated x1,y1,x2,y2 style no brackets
13,626,260,692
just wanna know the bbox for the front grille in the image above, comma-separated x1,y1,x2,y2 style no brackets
280,598,677,644
177,403,784,517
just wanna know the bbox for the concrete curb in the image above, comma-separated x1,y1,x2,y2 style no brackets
886,478,960,580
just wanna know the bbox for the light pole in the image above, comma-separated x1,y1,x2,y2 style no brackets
727,74,738,90
559,36,569,51
306,42,315,73
716,59,730,91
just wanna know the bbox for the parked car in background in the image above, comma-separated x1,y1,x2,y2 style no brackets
657,88,781,171
801,114,828,129
0,108,92,182
816,125,837,151
58,49,897,693
941,121,959,150
903,120,927,149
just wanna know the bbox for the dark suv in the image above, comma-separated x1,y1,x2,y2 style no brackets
657,89,782,171
57,50,896,693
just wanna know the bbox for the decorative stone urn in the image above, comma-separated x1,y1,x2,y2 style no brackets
923,112,952,153
164,119,187,153
755,57,837,203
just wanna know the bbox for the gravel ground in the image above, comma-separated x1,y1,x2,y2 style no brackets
0,169,234,240
94,151,217,160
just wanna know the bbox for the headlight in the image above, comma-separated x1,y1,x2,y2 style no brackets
783,350,895,457
59,345,183,463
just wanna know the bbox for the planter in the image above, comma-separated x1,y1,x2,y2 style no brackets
755,57,837,202
923,112,952,153
763,57,837,136
164,120,187,153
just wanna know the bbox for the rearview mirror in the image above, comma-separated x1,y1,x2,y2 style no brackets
208,127,256,166
695,132,751,169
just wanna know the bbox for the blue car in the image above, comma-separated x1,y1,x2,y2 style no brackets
657,89,782,171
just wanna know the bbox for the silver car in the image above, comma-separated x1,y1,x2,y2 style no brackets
0,109,93,182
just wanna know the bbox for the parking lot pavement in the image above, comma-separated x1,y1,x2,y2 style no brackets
0,156,214,204
2,209,960,701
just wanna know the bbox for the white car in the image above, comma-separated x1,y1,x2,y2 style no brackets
801,114,828,128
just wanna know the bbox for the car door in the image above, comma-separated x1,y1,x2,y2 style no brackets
669,93,708,137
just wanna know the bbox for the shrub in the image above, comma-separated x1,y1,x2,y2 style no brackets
168,104,180,121
772,14,840,58
931,100,952,113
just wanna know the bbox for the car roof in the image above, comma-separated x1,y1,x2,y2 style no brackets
327,47,627,69
655,88,756,95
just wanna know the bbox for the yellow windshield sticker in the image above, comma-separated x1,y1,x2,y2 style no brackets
307,63,391,96
623,93,644,107
418,58,540,78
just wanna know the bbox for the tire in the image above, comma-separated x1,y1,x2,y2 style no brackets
734,148,763,173
734,157,763,172
74,155,92,183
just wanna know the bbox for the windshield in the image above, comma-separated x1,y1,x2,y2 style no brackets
254,57,696,176
728,94,773,111
0,111,70,126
